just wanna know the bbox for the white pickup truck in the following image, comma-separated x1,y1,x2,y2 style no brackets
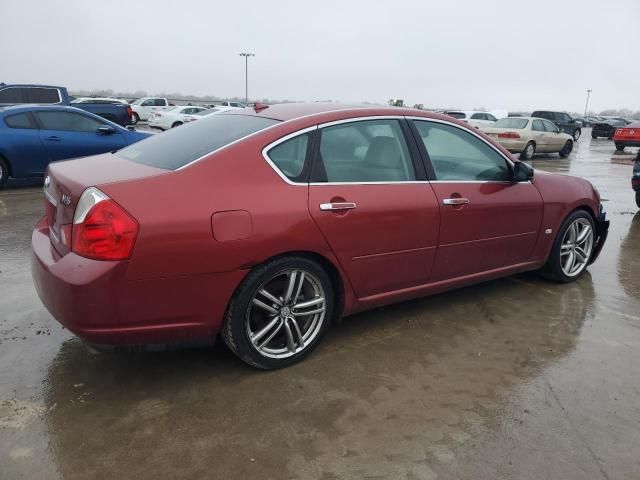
130,97,171,123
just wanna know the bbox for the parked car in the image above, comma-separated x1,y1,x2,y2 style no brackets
482,117,574,160
0,84,70,106
531,111,582,141
574,117,591,127
148,106,208,130
591,119,627,139
0,84,133,126
601,116,633,125
219,101,247,108
0,105,149,187
31,104,610,369
443,110,497,128
71,97,129,105
613,121,640,152
130,97,170,123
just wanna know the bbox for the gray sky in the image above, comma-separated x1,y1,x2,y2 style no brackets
1,0,638,112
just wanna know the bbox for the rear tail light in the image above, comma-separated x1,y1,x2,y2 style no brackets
127,106,133,121
498,132,520,139
71,187,138,260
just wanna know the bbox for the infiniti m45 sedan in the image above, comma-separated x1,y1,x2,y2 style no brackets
31,104,609,369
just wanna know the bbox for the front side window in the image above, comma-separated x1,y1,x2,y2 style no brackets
413,120,511,182
471,113,484,120
316,119,415,183
141,99,155,106
266,133,310,181
4,112,36,129
486,113,497,122
35,111,103,132
119,113,279,170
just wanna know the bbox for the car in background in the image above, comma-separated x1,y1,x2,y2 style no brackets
130,97,171,123
0,105,149,187
443,110,497,128
613,121,640,152
531,111,582,141
31,104,608,369
0,84,133,126
219,100,247,108
71,97,129,105
591,119,627,139
601,116,633,125
148,106,208,130
482,117,574,160
191,106,237,118
574,117,591,127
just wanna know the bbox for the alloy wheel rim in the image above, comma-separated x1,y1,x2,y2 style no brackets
574,130,581,141
527,144,534,158
560,218,593,277
246,269,326,359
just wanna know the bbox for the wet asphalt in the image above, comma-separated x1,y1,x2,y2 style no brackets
1,131,639,480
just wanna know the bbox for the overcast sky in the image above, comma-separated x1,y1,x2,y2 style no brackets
1,0,638,112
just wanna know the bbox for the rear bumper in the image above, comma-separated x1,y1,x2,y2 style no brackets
589,206,609,264
493,139,528,153
31,217,246,345
614,140,640,148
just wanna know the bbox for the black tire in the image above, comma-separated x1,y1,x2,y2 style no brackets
171,121,183,128
131,112,140,124
0,156,9,188
615,144,625,152
573,129,581,141
636,191,640,209
520,141,535,160
591,134,597,139
559,140,573,158
222,256,335,369
539,210,595,283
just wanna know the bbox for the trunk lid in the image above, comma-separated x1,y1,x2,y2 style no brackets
44,153,168,257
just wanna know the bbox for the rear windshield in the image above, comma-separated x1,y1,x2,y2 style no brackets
494,118,529,129
118,114,279,170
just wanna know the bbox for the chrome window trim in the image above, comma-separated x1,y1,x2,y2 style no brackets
261,125,318,186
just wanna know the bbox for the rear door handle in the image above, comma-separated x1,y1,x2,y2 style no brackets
44,136,61,142
320,202,357,211
442,198,469,205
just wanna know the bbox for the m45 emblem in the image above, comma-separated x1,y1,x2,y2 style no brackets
61,194,71,206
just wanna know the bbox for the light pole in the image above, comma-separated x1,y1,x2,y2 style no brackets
239,52,255,105
584,89,592,118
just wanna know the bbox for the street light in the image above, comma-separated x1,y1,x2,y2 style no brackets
584,89,592,118
239,52,255,105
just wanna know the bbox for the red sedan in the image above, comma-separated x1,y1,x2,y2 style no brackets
31,104,609,369
614,121,640,151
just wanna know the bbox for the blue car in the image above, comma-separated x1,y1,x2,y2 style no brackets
0,105,150,187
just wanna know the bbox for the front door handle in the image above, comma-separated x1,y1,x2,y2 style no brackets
442,198,469,206
44,136,61,142
320,202,357,211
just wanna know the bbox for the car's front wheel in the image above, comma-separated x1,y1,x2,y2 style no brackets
131,113,140,124
540,210,595,283
573,129,581,141
0,156,8,187
222,256,334,369
559,140,573,158
616,144,625,152
521,141,535,160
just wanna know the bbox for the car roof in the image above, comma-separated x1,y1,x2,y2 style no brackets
223,102,452,123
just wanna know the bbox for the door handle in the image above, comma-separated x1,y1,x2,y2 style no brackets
320,202,357,211
442,198,469,206
44,136,61,142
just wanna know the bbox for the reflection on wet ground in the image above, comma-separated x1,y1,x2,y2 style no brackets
1,133,639,479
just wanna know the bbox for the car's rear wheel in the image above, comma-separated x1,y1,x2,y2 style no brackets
573,129,581,141
521,141,535,160
539,210,595,283
222,256,334,369
0,157,8,187
131,113,140,124
559,140,573,157
171,121,183,128
615,144,625,152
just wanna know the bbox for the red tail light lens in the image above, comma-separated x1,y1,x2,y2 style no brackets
72,188,138,260
127,106,133,121
498,132,520,139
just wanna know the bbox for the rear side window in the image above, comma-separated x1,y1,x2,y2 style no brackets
266,133,310,181
119,114,279,170
4,112,36,129
0,87,26,103
532,120,545,131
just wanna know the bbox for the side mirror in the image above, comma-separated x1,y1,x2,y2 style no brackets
513,161,534,182
97,125,116,135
